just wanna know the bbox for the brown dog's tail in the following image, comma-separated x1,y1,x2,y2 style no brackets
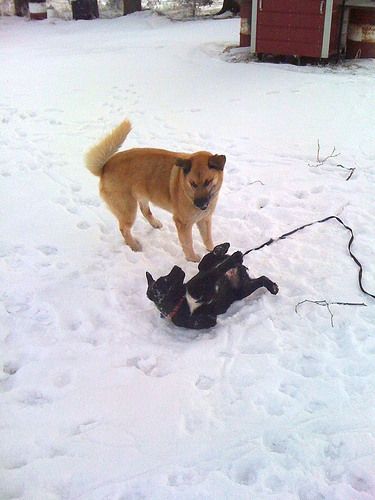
84,119,132,176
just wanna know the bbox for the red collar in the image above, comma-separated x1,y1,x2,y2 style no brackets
168,296,185,319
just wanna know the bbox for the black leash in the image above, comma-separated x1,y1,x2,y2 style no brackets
243,215,375,300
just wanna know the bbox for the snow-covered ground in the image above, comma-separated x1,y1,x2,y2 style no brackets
1,12,375,500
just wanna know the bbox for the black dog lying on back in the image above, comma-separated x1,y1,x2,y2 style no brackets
146,243,278,329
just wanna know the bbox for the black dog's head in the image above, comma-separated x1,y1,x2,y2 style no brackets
146,266,185,317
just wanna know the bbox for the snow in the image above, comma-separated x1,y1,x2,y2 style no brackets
1,11,375,500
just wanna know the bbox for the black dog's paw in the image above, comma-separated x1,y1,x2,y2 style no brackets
261,276,279,295
230,251,243,266
192,315,217,330
269,282,279,295
172,313,217,330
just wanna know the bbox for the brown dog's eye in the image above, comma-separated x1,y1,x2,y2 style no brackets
204,179,212,187
190,181,198,189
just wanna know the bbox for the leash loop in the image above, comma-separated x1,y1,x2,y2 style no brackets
243,215,375,300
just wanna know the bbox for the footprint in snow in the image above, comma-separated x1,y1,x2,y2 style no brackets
126,356,161,376
77,221,90,230
18,110,37,119
293,189,308,199
3,362,20,376
167,468,200,488
227,455,265,487
195,375,215,390
265,475,285,492
70,183,82,193
311,185,324,194
278,380,301,399
257,197,269,209
3,457,28,471
53,371,71,389
3,293,31,315
233,465,258,486
324,440,344,460
1,363,20,393
18,390,51,407
99,224,111,235
263,433,288,454
37,245,58,256
347,473,371,493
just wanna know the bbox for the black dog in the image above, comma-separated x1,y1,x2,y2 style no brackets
146,243,278,329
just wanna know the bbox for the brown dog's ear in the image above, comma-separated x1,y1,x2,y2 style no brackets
208,155,226,171
175,157,192,175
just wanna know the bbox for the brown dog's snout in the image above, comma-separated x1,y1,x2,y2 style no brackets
194,197,210,210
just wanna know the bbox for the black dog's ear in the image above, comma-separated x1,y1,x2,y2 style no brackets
175,157,192,175
169,265,186,283
213,242,230,255
208,154,226,171
146,272,155,287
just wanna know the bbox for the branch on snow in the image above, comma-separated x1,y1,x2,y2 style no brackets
309,140,356,181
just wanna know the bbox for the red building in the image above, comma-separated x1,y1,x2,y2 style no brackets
240,0,375,60
240,0,345,59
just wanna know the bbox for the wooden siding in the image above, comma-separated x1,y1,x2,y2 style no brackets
256,0,326,57
241,0,344,58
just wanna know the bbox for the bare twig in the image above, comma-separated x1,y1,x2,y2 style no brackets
310,140,340,167
295,299,367,327
309,141,355,180
336,164,356,181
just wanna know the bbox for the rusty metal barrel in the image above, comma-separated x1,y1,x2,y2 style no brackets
28,0,47,20
347,8,375,58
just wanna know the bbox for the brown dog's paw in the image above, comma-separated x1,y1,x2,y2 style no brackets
129,239,143,252
151,219,163,229
186,252,200,263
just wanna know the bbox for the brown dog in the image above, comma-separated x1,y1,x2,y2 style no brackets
84,120,226,261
